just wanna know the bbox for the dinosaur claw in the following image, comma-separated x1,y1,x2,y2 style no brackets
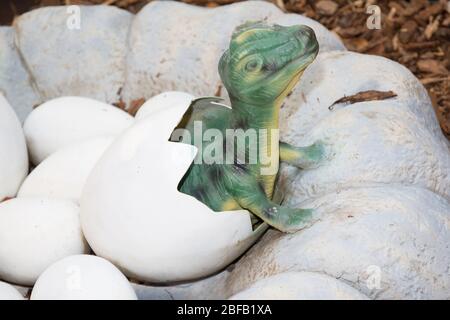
274,207,315,233
295,141,329,169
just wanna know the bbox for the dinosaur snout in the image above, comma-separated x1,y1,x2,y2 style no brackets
293,25,319,54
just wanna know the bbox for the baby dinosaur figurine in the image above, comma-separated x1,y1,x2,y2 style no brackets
173,22,323,233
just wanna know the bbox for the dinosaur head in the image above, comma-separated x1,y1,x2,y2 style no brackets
219,22,319,106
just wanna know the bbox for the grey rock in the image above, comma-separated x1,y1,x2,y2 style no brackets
14,6,132,105
0,27,40,122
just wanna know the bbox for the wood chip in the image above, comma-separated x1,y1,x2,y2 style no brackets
329,90,398,110
401,0,425,17
417,59,448,75
420,76,450,85
403,41,440,50
127,97,146,116
315,0,339,16
112,100,126,110
443,16,450,27
398,20,418,43
424,16,440,40
417,2,444,21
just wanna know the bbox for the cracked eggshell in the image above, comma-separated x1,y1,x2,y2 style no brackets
18,136,114,203
0,281,24,300
0,94,28,202
31,255,137,300
229,272,369,300
135,91,195,121
80,101,265,283
0,198,89,286
23,96,134,165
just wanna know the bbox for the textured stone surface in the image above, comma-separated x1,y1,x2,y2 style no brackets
279,100,450,206
14,6,132,104
0,27,40,122
280,51,443,141
222,186,450,299
229,272,369,300
132,271,229,300
122,0,345,105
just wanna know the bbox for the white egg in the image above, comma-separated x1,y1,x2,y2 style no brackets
0,281,24,300
31,255,137,300
0,198,89,286
23,96,134,165
229,272,369,300
18,136,114,202
80,101,266,283
0,94,28,201
134,91,195,120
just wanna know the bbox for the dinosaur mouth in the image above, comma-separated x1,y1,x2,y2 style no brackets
290,40,319,75
292,42,319,68
274,47,318,101
279,39,319,72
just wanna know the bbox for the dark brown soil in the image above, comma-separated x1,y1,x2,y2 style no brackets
2,0,448,139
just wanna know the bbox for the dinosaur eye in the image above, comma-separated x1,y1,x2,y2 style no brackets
245,59,262,72
262,61,277,72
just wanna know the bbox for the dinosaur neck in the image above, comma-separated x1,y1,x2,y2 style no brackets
229,97,281,196
229,98,280,131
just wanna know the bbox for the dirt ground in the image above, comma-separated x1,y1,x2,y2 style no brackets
1,0,449,139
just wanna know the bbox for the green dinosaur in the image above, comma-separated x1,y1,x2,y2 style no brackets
172,22,323,233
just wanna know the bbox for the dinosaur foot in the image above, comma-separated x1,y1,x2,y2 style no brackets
269,207,315,234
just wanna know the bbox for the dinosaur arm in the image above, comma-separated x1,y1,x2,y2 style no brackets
223,165,314,233
279,141,325,169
